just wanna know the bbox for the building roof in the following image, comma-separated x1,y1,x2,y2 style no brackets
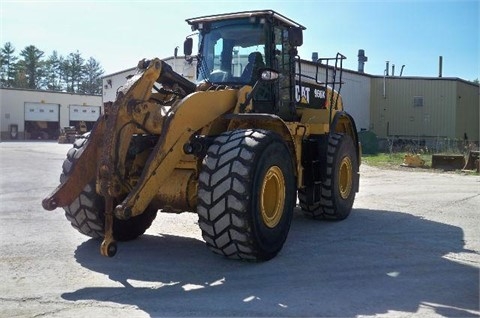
102,66,136,79
369,74,480,87
292,58,480,86
0,87,101,97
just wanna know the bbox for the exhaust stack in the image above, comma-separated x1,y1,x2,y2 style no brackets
357,49,368,73
439,56,443,77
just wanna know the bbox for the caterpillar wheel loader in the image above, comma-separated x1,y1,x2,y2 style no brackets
42,10,360,261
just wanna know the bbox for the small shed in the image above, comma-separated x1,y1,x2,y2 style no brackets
369,76,479,149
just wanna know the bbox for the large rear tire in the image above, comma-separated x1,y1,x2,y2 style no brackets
197,129,296,261
60,135,157,241
299,133,358,220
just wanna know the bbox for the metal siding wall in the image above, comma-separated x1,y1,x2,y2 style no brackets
370,78,457,139
369,79,382,136
427,80,456,139
455,81,480,142
0,89,28,135
102,69,136,103
340,72,371,131
299,62,371,131
164,57,196,81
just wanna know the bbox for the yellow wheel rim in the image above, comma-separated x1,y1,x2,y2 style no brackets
339,156,353,199
260,166,285,228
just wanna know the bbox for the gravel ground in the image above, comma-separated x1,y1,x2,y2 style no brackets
1,141,479,317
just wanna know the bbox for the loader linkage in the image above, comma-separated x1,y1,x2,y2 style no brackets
43,58,236,256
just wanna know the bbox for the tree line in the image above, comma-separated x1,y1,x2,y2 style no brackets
0,42,104,95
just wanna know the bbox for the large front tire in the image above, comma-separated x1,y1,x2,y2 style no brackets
299,133,359,220
197,129,296,261
61,136,157,241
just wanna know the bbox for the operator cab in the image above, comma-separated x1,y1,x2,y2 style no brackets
185,10,305,120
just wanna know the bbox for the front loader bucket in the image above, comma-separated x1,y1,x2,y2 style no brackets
431,154,465,171
462,150,479,173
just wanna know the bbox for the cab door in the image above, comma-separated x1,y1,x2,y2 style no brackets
271,26,296,121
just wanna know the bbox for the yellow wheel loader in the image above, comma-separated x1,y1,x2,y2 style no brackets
42,10,360,261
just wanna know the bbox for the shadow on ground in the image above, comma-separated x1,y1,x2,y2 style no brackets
62,208,479,317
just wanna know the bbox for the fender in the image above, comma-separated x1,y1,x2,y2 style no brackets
225,113,296,150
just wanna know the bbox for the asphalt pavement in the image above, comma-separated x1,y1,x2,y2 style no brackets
1,141,479,317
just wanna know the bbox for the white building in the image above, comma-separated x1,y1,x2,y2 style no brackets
0,56,193,141
102,56,196,102
0,88,102,140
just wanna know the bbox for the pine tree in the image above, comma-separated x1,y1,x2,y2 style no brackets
0,42,105,94
18,45,45,89
43,51,64,91
79,57,104,94
0,42,18,87
62,51,84,92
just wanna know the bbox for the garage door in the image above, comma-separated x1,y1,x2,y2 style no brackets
69,105,101,121
24,103,59,122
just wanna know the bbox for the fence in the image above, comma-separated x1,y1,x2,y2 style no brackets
377,136,479,155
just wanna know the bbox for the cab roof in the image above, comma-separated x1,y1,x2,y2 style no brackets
186,10,306,30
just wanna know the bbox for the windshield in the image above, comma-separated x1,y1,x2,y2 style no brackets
197,21,266,85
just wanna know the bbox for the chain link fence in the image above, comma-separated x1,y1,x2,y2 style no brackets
378,136,479,155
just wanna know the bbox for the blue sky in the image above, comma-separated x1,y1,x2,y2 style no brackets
1,0,478,80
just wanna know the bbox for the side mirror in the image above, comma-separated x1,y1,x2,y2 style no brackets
183,38,193,56
288,27,303,47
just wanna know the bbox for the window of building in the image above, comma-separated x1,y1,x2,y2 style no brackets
413,96,424,107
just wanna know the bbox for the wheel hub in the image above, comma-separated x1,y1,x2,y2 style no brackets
339,156,353,199
260,166,285,228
